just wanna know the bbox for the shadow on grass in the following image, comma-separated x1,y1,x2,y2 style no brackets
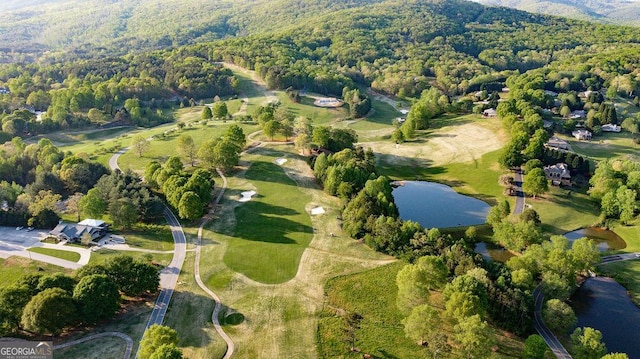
233,202,312,244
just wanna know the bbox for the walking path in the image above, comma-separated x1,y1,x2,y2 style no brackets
194,169,234,359
53,332,133,359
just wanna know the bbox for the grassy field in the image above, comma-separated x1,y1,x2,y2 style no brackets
529,185,601,235
319,261,524,358
567,131,640,162
117,223,176,251
0,257,74,287
88,249,173,266
160,144,393,359
27,247,81,262
55,337,126,359
221,151,314,284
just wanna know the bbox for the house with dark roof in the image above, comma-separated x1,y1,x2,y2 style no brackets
545,136,571,151
544,163,572,186
49,219,109,243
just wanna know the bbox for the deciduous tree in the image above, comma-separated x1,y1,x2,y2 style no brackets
21,288,76,335
73,274,120,324
139,324,180,359
132,134,150,157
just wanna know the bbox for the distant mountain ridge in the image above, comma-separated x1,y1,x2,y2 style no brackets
472,0,640,24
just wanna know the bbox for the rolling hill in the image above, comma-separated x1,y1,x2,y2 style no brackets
471,0,640,25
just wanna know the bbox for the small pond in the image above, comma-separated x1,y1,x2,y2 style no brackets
392,181,491,228
474,242,515,263
563,228,626,252
571,277,640,356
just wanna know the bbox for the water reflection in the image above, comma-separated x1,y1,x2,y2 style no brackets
474,242,515,263
563,228,626,252
571,277,640,356
392,181,490,228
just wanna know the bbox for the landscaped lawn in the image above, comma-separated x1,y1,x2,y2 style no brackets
0,257,73,287
27,247,81,262
529,185,601,235
222,152,314,283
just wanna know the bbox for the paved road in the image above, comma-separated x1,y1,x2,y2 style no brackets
601,253,640,264
54,332,133,359
513,168,525,215
143,207,186,328
109,147,129,171
533,286,573,358
109,147,187,347
194,169,235,359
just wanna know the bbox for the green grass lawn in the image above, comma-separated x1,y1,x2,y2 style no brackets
55,336,126,359
568,131,639,162
318,261,429,358
116,121,259,171
221,153,314,283
531,185,601,235
318,261,524,358
116,223,176,251
0,257,73,287
27,247,81,262
88,249,173,266
275,92,347,126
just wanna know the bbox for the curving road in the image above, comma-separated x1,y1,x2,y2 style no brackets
54,332,133,359
108,146,187,352
514,168,571,358
533,286,573,359
194,169,234,359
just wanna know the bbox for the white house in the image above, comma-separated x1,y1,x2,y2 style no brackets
602,124,621,132
572,129,592,141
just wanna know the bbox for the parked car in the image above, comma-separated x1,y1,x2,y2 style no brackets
26,227,34,231
16,226,23,230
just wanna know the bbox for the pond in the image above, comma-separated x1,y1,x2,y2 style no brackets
392,181,491,228
571,277,640,356
474,242,515,263
563,228,626,252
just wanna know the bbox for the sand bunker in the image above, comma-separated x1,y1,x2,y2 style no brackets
275,158,287,165
310,207,325,215
313,98,344,108
239,190,257,202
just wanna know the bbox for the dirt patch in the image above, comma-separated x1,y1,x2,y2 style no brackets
359,121,504,167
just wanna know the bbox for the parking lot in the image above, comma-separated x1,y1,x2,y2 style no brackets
0,226,49,252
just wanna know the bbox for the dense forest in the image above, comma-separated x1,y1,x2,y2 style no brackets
473,0,640,25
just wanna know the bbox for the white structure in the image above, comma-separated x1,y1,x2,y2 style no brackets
482,108,497,118
572,129,592,141
310,207,325,215
602,124,621,132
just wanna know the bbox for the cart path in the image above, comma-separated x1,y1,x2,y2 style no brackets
54,331,133,359
195,169,234,359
